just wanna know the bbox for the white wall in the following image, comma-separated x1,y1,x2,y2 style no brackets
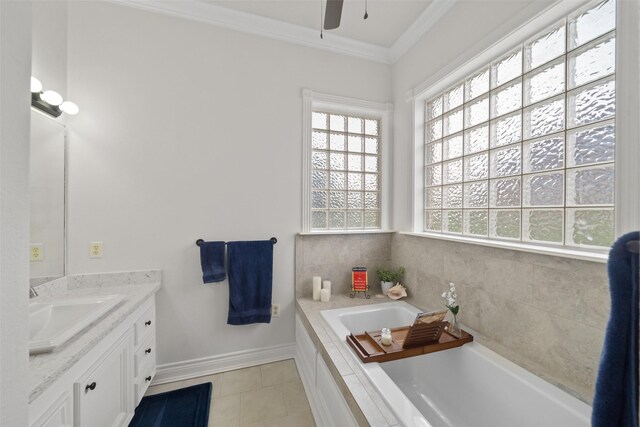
391,0,553,230
0,1,32,425
32,0,67,100
65,1,391,365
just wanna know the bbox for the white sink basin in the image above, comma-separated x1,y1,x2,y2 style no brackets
29,294,125,354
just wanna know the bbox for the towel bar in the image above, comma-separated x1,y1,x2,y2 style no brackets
196,237,277,246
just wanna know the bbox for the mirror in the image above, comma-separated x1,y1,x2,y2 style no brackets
30,111,65,286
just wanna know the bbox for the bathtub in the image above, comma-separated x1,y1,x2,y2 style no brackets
321,301,591,427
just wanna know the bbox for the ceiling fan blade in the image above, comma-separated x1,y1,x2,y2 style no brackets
324,0,344,30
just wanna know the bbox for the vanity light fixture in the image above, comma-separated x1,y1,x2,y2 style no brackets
41,90,63,106
30,76,43,93
30,76,79,118
60,101,79,115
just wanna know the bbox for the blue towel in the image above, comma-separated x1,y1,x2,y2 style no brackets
593,231,639,427
226,240,273,325
199,241,226,284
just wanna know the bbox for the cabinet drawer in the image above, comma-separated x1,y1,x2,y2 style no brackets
135,335,155,378
134,362,155,405
133,305,155,346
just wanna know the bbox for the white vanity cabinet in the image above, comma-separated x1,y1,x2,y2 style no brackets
30,393,73,427
132,303,156,404
73,331,134,427
295,314,358,427
30,296,157,427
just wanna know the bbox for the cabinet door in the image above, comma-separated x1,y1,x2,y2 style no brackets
74,331,133,427
31,392,73,427
316,356,358,427
295,314,317,387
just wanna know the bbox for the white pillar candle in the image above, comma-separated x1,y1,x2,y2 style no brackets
320,288,331,302
322,280,331,292
312,276,322,301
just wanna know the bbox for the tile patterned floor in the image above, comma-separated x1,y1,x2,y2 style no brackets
145,359,315,427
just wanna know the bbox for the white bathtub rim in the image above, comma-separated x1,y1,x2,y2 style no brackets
320,301,591,427
321,300,420,339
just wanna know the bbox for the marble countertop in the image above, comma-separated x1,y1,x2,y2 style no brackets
296,294,402,427
29,282,160,403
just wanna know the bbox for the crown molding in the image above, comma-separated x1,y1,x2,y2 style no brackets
389,0,457,63
109,0,457,64
109,0,392,63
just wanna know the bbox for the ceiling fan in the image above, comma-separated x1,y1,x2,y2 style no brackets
324,0,344,30
322,0,368,33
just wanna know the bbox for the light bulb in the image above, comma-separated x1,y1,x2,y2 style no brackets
41,90,63,106
30,77,43,93
60,101,79,115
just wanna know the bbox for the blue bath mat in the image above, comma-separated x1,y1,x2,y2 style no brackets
128,382,212,427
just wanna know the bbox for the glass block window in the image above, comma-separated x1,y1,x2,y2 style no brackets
310,111,381,230
424,0,615,249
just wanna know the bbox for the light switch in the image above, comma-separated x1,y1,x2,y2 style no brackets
89,241,103,258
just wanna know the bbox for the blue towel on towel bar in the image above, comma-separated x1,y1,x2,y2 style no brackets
592,231,639,427
199,241,226,284
226,240,273,325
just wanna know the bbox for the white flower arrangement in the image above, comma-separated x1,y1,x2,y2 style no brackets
442,282,459,316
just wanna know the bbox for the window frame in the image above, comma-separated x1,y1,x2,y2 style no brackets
409,0,639,262
302,89,393,234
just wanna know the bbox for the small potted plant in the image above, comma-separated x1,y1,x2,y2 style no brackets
376,266,406,295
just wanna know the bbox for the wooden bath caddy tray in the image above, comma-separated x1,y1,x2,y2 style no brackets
346,323,473,363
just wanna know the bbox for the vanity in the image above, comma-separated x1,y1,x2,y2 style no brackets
27,108,163,426
28,273,160,427
28,101,162,427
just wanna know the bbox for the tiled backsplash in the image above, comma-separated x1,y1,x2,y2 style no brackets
295,232,609,403
295,233,394,297
391,233,608,403
66,270,161,289
32,270,162,297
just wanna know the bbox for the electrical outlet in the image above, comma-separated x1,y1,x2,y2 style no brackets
30,244,44,261
271,304,280,317
89,241,103,258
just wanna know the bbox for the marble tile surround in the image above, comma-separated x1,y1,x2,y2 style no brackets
295,233,394,298
391,233,609,404
296,233,609,404
296,295,401,426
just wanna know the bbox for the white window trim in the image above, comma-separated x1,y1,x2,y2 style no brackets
407,0,639,261
302,89,393,233
614,0,640,236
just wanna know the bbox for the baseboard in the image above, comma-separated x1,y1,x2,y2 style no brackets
152,342,296,385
